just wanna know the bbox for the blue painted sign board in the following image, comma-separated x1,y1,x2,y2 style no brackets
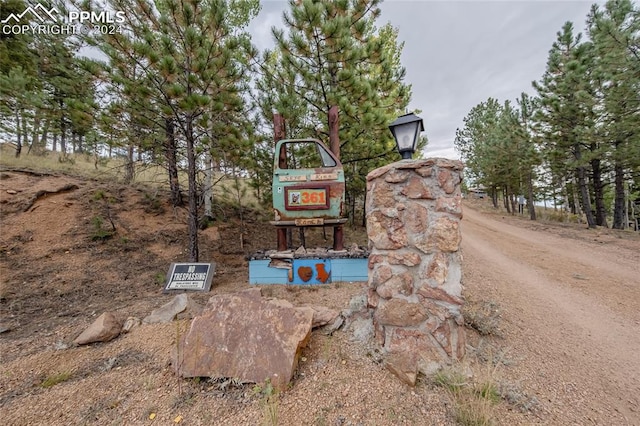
249,257,368,285
290,258,331,285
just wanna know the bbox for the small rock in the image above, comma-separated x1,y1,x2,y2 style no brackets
102,357,117,371
6,189,17,195
143,294,189,324
320,315,344,335
53,341,69,350
74,312,123,345
348,317,374,343
121,317,141,333
347,294,368,313
299,305,339,328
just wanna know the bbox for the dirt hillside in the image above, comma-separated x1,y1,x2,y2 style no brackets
1,168,638,425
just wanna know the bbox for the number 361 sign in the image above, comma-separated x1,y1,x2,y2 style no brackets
285,187,329,210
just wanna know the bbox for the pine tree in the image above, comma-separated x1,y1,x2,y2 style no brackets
533,22,597,228
516,93,541,220
455,98,503,207
260,0,412,222
588,0,640,229
89,0,259,261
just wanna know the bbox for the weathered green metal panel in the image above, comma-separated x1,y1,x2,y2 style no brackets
271,139,346,226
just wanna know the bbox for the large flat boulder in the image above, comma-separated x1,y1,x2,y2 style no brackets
173,289,313,390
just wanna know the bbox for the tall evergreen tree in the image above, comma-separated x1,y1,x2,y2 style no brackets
588,0,640,229
533,22,597,228
516,93,540,220
260,0,412,222
89,0,259,261
455,98,503,207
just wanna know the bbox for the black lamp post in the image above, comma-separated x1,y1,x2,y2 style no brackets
388,113,424,160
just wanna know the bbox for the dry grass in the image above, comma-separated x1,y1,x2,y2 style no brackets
433,363,499,426
40,371,73,388
0,144,259,206
463,196,582,224
252,379,279,426
438,295,537,425
462,299,502,337
536,207,581,224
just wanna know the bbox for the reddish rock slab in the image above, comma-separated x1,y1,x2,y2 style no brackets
376,272,413,299
298,305,340,328
367,211,407,250
174,290,313,390
385,352,418,386
374,298,427,327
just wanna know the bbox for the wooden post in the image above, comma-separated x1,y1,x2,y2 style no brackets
328,105,340,160
277,228,287,251
333,225,344,251
275,112,288,251
328,106,344,250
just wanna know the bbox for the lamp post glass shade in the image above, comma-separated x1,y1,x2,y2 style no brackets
389,113,424,159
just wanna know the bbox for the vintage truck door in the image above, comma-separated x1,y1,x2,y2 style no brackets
271,139,346,227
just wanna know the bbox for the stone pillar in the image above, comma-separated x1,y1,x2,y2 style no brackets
366,158,465,386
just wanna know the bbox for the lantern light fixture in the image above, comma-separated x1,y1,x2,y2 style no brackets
388,113,424,160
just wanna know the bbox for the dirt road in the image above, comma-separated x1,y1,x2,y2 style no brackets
461,204,640,425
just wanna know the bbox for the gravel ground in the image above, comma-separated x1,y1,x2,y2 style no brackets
1,170,638,425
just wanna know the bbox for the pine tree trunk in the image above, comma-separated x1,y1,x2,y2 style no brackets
165,118,182,206
39,120,49,152
204,147,213,220
567,182,577,215
60,119,67,155
349,193,356,226
591,158,607,227
21,109,28,157
124,143,135,183
28,113,41,155
491,186,498,208
612,161,625,229
527,171,537,220
504,187,511,214
15,110,22,158
186,117,199,262
575,144,596,228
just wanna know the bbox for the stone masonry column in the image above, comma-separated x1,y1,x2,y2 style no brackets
366,158,465,386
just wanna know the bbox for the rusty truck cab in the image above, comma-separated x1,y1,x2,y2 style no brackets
271,139,346,248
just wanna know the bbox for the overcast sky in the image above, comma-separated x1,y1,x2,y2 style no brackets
248,0,603,159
